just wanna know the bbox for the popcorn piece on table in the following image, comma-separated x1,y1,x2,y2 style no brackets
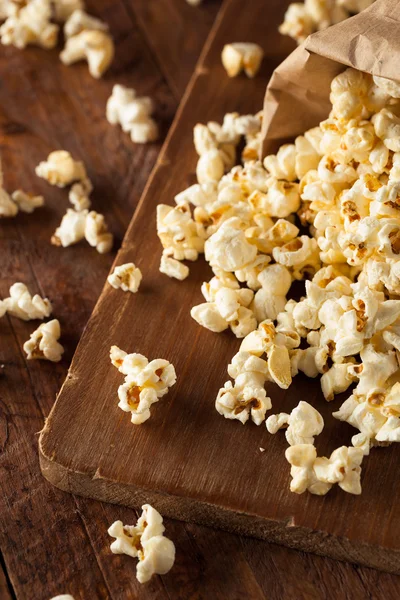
68,177,93,211
52,208,113,253
1,282,52,320
106,84,158,144
23,319,64,362
108,504,175,584
11,190,44,214
221,43,264,78
36,151,87,188
0,163,18,216
159,253,189,281
285,443,363,495
84,210,113,253
108,263,142,293
110,346,176,424
50,595,75,600
60,11,114,79
0,0,59,49
266,401,324,446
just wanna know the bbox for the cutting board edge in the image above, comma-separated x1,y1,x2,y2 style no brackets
38,439,400,575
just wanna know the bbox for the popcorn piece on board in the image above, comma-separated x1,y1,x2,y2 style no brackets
221,42,264,78
52,208,113,253
108,504,175,584
106,84,158,144
110,346,176,424
1,282,52,321
23,319,64,362
285,443,363,495
0,0,59,49
266,401,324,446
84,210,113,253
50,595,76,600
36,151,87,188
108,263,142,293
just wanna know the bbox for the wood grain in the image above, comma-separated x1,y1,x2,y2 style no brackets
1,0,400,597
39,0,400,576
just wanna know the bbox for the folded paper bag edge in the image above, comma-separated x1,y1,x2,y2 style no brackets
261,0,400,158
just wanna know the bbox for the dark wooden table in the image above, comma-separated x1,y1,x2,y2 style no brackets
0,1,400,598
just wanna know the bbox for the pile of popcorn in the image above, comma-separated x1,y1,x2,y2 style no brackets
280,0,375,45
0,0,114,78
156,67,400,496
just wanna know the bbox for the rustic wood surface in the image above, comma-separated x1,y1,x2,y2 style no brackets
0,0,399,598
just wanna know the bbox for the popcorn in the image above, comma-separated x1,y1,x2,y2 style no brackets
110,346,176,424
11,190,44,213
1,282,52,320
285,443,363,495
373,107,400,153
52,208,113,253
191,281,256,338
84,210,113,253
266,401,324,445
279,3,315,45
0,0,59,49
205,218,257,272
108,505,175,584
216,381,271,425
23,319,64,362
60,28,114,79
51,208,86,247
108,263,142,293
36,151,86,188
106,84,158,144
68,178,92,211
221,42,264,78
159,253,189,281
50,595,75,600
373,75,400,99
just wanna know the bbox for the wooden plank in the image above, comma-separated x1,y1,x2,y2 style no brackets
126,0,222,99
39,0,400,576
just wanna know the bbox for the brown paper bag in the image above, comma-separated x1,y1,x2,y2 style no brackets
261,0,400,157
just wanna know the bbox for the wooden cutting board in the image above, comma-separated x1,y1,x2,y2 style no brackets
39,0,400,574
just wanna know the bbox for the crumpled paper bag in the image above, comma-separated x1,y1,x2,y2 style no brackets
261,0,400,156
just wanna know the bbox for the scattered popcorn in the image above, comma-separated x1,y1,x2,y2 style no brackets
23,319,64,362
110,346,176,424
106,84,158,144
285,443,363,495
221,42,264,78
279,0,374,45
108,505,175,584
36,150,86,188
266,401,324,445
1,282,52,321
0,0,59,49
60,20,114,78
108,263,142,293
